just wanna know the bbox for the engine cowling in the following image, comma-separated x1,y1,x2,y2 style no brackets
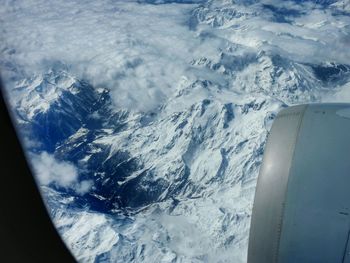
248,104,350,263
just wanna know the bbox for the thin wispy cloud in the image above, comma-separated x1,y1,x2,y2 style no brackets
32,152,92,195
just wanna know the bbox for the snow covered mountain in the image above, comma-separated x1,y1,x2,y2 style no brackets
1,0,350,262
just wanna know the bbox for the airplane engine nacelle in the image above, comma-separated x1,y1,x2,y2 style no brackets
248,104,350,263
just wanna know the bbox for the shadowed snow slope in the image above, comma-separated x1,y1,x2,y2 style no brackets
1,0,350,262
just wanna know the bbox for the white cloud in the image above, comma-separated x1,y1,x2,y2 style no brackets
75,180,94,195
2,0,350,112
323,82,350,102
0,0,218,112
33,152,78,187
32,152,92,195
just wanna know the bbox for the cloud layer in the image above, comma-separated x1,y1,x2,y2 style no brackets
32,152,92,195
2,1,349,112
1,0,213,111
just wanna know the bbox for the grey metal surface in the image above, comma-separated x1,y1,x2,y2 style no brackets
248,103,350,263
248,105,307,263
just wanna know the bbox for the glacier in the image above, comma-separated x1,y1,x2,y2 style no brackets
1,0,350,262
